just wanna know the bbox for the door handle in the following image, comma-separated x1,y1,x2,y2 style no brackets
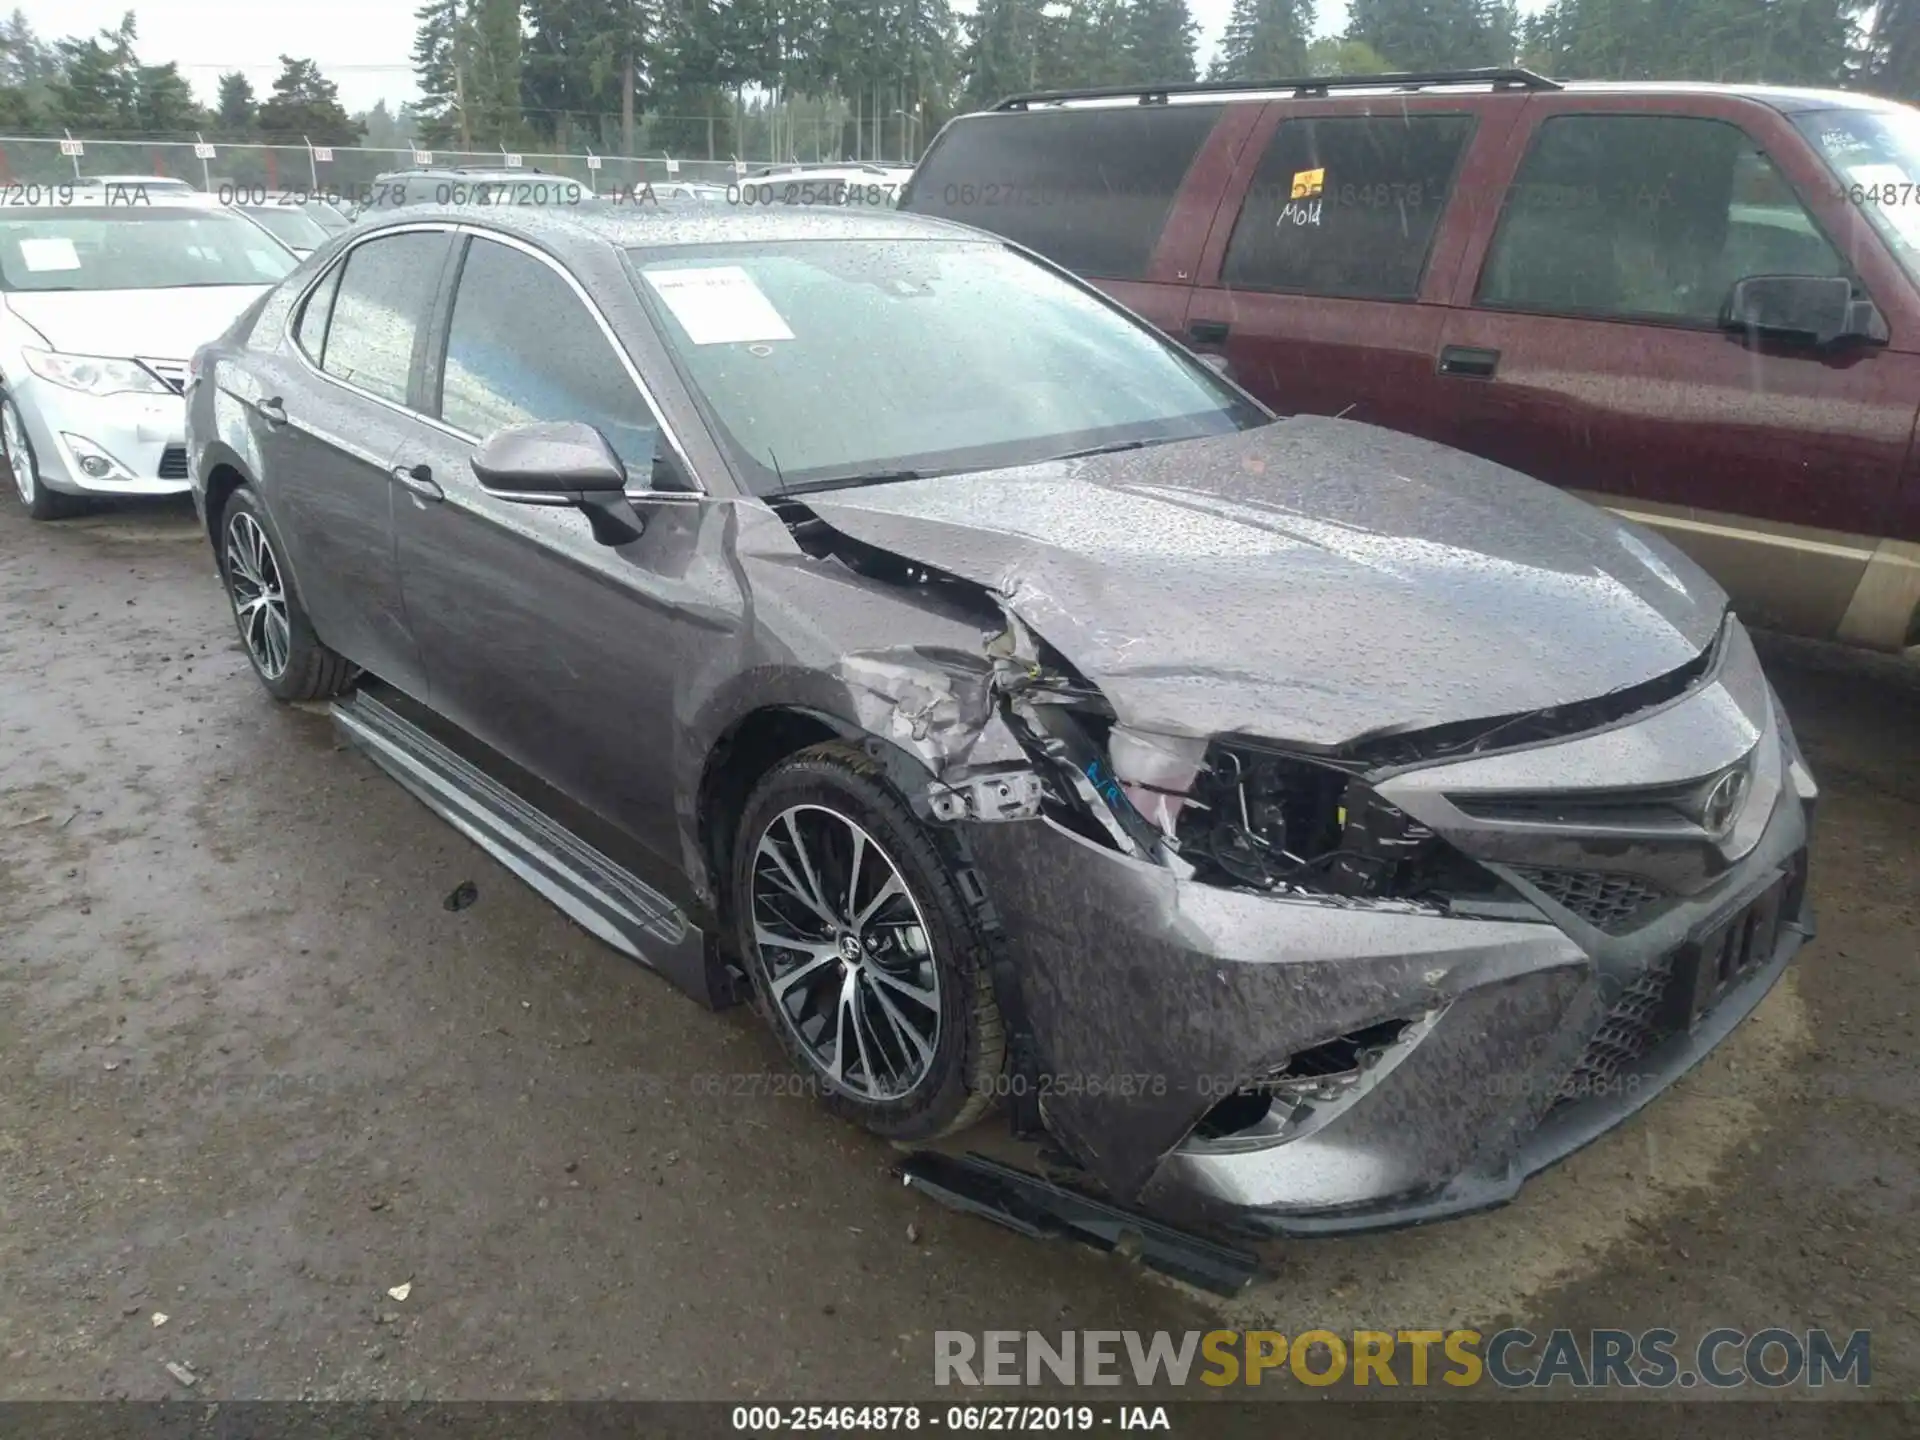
391,462,443,502
1189,319,1231,345
1438,345,1500,378
255,395,287,426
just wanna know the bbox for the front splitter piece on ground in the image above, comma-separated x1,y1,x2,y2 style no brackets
899,1150,1259,1297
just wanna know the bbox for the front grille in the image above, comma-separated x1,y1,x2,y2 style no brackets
1513,865,1666,932
157,445,188,480
1554,950,1681,1105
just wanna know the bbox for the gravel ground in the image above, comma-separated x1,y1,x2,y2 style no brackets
1,496,1916,1405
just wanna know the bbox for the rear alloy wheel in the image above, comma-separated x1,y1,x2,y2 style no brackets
3,395,83,520
734,743,1003,1139
218,487,355,702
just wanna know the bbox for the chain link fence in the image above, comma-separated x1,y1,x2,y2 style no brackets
0,136,767,199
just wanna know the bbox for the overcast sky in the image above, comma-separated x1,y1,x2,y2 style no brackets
14,0,1278,115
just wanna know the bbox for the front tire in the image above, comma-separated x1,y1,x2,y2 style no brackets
733,742,1004,1140
218,487,355,702
4,395,84,520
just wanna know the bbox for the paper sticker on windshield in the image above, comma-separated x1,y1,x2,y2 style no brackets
1291,167,1325,200
18,237,80,271
645,266,794,345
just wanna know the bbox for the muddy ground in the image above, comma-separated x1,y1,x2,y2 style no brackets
1,497,1916,1404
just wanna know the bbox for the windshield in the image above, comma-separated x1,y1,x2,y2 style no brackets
241,204,330,249
1792,107,1920,285
0,207,299,292
630,238,1265,493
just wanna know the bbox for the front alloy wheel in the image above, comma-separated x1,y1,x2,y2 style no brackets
751,803,943,1101
4,396,81,520
733,743,1004,1140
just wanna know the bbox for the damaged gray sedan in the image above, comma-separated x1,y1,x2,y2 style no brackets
185,204,1818,1236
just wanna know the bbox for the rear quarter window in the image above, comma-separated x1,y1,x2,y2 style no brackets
1221,113,1476,300
905,106,1224,281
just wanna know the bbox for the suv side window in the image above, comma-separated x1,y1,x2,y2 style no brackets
321,231,448,404
905,107,1223,281
293,261,342,364
1221,115,1476,300
1478,115,1849,323
436,236,656,466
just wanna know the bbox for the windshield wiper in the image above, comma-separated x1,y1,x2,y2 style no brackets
1041,438,1155,464
775,468,940,496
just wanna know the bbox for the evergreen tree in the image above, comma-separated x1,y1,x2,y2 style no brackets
1209,0,1315,79
133,61,202,136
467,0,528,145
0,9,54,87
1119,0,1198,84
0,8,56,132
413,0,467,145
214,71,257,135
1866,0,1920,99
1526,0,1859,85
257,56,362,145
51,14,140,133
961,0,1046,107
1345,0,1515,71
1306,35,1393,72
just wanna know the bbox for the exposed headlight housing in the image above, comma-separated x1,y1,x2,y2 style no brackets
23,347,171,397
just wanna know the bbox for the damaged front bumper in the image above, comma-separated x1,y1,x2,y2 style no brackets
962,777,1811,1237
914,612,1819,1237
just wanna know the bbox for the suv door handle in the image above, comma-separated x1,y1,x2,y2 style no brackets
255,395,287,426
1189,319,1231,345
1438,345,1500,378
391,462,443,502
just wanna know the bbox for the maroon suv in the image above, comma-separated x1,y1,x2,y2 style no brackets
903,68,1920,654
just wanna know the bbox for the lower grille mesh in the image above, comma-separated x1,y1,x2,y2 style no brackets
1555,951,1680,1104
158,445,188,480
1514,866,1666,931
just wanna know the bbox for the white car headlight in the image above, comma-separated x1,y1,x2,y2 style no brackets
22,347,172,397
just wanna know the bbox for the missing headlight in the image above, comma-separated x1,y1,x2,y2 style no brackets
1170,740,1498,904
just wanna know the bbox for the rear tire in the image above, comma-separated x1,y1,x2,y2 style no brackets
733,742,1004,1140
4,395,85,521
218,486,355,702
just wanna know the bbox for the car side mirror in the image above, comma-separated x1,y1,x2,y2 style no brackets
1720,274,1886,349
470,420,649,546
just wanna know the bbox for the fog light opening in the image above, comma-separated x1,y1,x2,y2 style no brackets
1182,1011,1437,1151
61,434,133,481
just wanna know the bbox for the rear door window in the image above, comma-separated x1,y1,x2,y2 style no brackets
320,230,450,405
905,106,1223,280
1220,114,1476,300
1477,114,1848,323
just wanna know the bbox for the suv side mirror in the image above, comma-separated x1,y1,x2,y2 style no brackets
471,420,649,546
1720,274,1885,348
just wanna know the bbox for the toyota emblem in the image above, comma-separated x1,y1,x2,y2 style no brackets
1700,766,1749,834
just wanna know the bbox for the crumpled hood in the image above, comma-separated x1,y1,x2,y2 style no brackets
5,286,270,360
803,416,1727,747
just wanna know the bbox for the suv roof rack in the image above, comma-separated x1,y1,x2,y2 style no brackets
992,67,1562,110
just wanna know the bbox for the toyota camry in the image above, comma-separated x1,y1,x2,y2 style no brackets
184,203,1818,1235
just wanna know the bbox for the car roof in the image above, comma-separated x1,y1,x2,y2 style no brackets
372,167,584,182
348,201,982,253
975,76,1912,118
